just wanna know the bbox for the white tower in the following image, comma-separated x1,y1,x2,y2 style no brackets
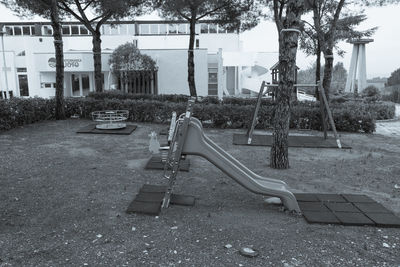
344,39,373,94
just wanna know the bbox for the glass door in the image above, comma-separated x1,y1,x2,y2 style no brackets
71,73,92,96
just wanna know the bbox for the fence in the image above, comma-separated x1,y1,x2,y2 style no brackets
118,70,158,95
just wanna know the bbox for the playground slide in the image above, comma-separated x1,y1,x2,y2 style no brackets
182,118,300,212
189,119,288,186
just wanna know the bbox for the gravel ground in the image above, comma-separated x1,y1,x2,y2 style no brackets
1,119,399,267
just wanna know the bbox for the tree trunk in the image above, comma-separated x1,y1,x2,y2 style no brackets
270,0,303,169
50,0,65,120
187,17,197,97
92,31,103,92
315,40,321,100
322,48,334,101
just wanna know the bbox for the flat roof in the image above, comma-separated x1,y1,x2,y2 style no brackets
0,20,227,26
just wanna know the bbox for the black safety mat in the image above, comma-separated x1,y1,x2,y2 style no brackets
295,193,400,227
233,134,351,149
144,156,190,172
126,184,195,215
77,124,137,135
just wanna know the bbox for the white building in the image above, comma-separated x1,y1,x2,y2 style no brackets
0,21,277,99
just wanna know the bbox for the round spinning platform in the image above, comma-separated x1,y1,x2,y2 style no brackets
91,110,129,130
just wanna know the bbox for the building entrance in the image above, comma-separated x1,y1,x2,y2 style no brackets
71,72,92,96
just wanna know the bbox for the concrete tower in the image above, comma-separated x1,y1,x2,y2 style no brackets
344,39,374,94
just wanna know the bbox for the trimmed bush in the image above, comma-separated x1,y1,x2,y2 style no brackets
0,98,55,131
2,96,389,134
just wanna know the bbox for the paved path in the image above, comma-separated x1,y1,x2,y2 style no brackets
375,104,400,136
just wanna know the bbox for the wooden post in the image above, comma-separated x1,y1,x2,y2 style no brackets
319,82,342,149
318,81,328,139
246,81,266,144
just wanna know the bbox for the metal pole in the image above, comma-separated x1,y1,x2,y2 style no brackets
0,30,9,99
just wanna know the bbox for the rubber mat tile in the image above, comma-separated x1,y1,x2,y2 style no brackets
77,124,137,135
353,202,392,213
302,211,340,224
365,212,400,228
315,194,347,203
341,194,376,203
134,192,164,203
334,212,375,226
170,194,195,206
232,134,351,148
294,193,319,202
325,202,360,212
126,201,161,215
299,202,330,212
140,184,167,193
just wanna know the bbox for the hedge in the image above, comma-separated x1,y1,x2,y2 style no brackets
2,96,392,134
88,91,395,119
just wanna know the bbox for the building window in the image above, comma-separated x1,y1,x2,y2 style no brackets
150,24,158,34
159,24,167,34
218,25,226,34
43,25,52,35
30,26,36,35
14,26,22,35
200,24,208,34
62,26,70,35
102,25,110,35
17,51,26,57
22,26,31,35
139,24,150,34
168,24,177,34
71,74,80,96
5,26,13,35
17,68,27,72
71,25,79,35
110,25,119,35
120,24,128,35
209,24,217,33
79,25,89,35
208,68,218,96
127,24,135,35
18,75,29,96
196,39,199,48
178,24,187,34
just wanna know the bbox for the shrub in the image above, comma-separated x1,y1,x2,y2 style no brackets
361,85,381,102
2,96,395,133
381,85,400,103
0,98,55,131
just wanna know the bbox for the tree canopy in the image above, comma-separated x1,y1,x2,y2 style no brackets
109,43,157,74
386,68,400,86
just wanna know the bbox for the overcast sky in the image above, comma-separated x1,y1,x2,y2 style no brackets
1,3,399,78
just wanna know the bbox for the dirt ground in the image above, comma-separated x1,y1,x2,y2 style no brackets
1,119,399,267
